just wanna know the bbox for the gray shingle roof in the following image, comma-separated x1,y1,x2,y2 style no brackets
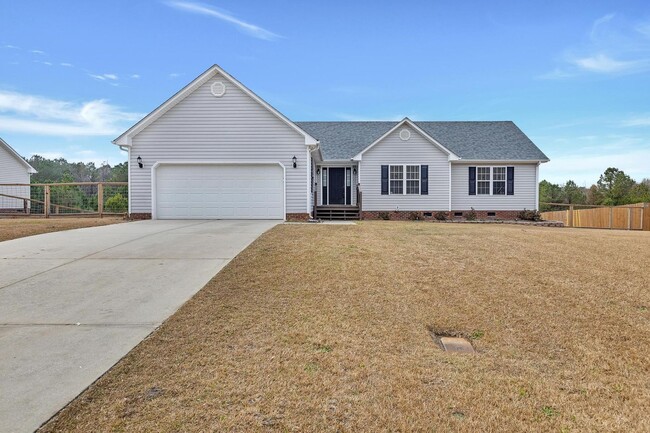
295,121,549,162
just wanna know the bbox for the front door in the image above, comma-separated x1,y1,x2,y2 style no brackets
328,168,345,205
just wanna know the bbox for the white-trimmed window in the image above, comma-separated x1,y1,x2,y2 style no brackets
492,167,506,195
389,165,421,195
389,165,403,194
477,167,490,195
406,165,420,194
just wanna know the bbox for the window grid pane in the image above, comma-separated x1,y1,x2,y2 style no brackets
477,181,490,195
493,167,506,181
389,165,403,194
477,167,490,181
322,168,327,187
493,181,505,195
390,181,403,194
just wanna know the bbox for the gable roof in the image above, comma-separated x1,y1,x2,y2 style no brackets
0,138,37,173
113,64,318,146
296,120,549,162
350,118,459,160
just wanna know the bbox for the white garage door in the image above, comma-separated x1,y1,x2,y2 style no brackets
154,164,284,219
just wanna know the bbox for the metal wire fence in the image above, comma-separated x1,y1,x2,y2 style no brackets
0,182,128,217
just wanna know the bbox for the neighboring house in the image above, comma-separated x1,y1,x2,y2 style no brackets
113,65,549,221
0,138,37,212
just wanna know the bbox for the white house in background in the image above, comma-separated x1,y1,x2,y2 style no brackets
113,64,549,221
0,138,36,212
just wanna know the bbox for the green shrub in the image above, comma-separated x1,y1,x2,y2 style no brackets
104,193,128,213
517,209,542,221
465,208,477,221
434,211,448,221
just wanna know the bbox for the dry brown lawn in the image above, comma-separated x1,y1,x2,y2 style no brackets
0,217,126,242
41,222,650,432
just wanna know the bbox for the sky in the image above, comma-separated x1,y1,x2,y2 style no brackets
1,0,649,185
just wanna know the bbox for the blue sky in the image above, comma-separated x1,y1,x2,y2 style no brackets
1,0,649,185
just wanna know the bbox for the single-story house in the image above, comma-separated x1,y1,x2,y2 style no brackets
0,138,37,212
113,64,549,221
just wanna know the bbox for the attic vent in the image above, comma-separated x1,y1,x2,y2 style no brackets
399,128,411,141
211,81,226,97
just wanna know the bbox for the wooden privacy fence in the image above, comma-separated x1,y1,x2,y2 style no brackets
541,202,650,231
0,182,128,218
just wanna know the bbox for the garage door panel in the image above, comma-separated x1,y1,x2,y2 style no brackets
155,164,284,220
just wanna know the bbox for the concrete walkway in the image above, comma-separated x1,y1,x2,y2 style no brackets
0,220,278,433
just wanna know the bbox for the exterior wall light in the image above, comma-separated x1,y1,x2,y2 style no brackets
137,156,143,168
316,168,320,175
353,167,357,175
292,156,297,168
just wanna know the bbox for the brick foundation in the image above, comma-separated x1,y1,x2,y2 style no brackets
286,213,311,222
361,210,524,221
128,213,152,220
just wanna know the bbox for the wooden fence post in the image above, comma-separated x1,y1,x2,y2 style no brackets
568,204,574,227
98,183,104,218
609,206,613,229
628,207,632,230
44,185,50,218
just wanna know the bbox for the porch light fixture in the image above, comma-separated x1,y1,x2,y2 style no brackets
137,156,143,168
292,155,297,168
353,167,357,175
316,168,320,175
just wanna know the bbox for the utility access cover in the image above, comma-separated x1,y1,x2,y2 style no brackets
440,337,475,353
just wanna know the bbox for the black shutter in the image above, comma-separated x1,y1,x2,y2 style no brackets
420,165,428,195
381,165,389,195
507,166,514,195
469,166,476,195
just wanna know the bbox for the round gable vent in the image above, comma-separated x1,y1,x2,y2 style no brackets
399,128,411,141
211,81,226,97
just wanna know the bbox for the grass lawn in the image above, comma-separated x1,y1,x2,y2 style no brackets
41,222,650,432
0,217,126,242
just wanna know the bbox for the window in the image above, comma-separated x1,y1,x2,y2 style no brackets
389,165,403,194
406,165,420,195
389,165,421,195
477,167,490,195
492,167,506,195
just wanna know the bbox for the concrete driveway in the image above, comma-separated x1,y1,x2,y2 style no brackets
0,219,278,433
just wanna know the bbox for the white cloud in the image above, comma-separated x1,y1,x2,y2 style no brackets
3,44,19,49
89,73,119,81
130,74,140,79
169,72,182,78
537,68,575,80
538,133,650,183
60,62,73,67
540,14,650,78
571,53,648,74
590,13,615,39
0,90,143,136
30,49,46,55
165,1,281,41
620,115,650,127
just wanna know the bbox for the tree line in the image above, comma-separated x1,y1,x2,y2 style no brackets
540,167,650,211
27,155,127,184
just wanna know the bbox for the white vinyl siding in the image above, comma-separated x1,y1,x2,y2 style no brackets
451,163,538,210
129,73,308,214
0,145,31,209
361,125,449,211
